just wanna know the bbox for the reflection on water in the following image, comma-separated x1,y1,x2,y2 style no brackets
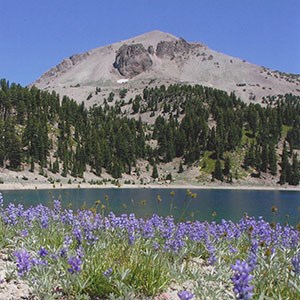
1,188,300,225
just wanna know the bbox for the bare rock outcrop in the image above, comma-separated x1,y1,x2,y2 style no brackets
37,52,90,82
147,45,155,55
113,44,153,77
156,37,192,59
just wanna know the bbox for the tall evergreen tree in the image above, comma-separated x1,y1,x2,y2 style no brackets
152,164,159,179
268,143,277,176
279,142,289,185
213,158,223,181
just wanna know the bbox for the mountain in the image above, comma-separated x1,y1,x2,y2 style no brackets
31,30,300,106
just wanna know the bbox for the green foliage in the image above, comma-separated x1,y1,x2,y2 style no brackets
213,157,223,181
132,95,141,114
119,88,128,99
107,92,114,102
166,173,172,181
178,162,184,173
152,164,158,179
200,151,216,174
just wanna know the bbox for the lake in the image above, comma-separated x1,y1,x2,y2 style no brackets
1,188,300,225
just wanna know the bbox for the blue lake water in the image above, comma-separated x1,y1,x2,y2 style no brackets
1,188,300,225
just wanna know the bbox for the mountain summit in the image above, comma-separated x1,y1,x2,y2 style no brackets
32,30,300,105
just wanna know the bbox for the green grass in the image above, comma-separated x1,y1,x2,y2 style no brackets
199,151,216,174
226,149,249,180
199,149,248,181
281,125,292,139
241,128,256,146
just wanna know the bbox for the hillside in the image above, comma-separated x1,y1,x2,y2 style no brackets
0,78,300,188
31,30,300,110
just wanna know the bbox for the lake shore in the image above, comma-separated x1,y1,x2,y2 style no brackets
0,165,299,192
0,181,299,191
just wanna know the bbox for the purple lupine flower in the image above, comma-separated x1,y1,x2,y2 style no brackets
128,231,135,246
4,203,18,225
59,247,68,258
76,246,85,259
206,239,217,265
231,260,254,300
141,220,155,239
61,209,74,225
59,235,73,258
292,253,300,274
84,229,98,245
177,290,194,300
53,200,61,212
73,226,82,245
40,213,49,229
67,256,82,274
152,242,160,251
63,235,73,248
31,258,48,266
20,230,29,237
0,192,3,208
247,240,258,272
14,249,32,277
229,245,238,254
103,268,113,277
38,247,48,257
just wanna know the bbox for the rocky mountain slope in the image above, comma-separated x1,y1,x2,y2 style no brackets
31,30,300,106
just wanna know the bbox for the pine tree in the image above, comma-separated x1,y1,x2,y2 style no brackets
279,142,289,185
213,158,223,181
152,164,159,179
223,156,231,176
178,162,184,173
261,143,268,173
244,143,255,169
8,135,22,170
288,153,300,185
53,158,59,174
268,143,277,176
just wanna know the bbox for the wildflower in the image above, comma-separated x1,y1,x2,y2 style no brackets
177,290,194,300
31,258,48,266
14,249,32,277
153,241,160,251
38,247,48,257
292,253,300,274
63,235,73,248
40,213,49,229
53,199,61,212
76,246,85,259
231,260,254,300
206,239,217,265
0,192,3,208
67,256,82,274
59,247,68,258
229,245,238,254
20,230,28,237
103,268,113,277
128,232,135,245
73,226,82,244
247,240,258,271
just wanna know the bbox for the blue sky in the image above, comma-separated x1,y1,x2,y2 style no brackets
1,0,299,86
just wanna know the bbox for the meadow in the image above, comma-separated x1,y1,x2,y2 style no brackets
0,192,299,300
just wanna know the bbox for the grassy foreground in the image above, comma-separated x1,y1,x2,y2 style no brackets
0,193,299,299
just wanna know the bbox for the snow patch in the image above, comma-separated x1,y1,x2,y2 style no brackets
117,79,129,84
